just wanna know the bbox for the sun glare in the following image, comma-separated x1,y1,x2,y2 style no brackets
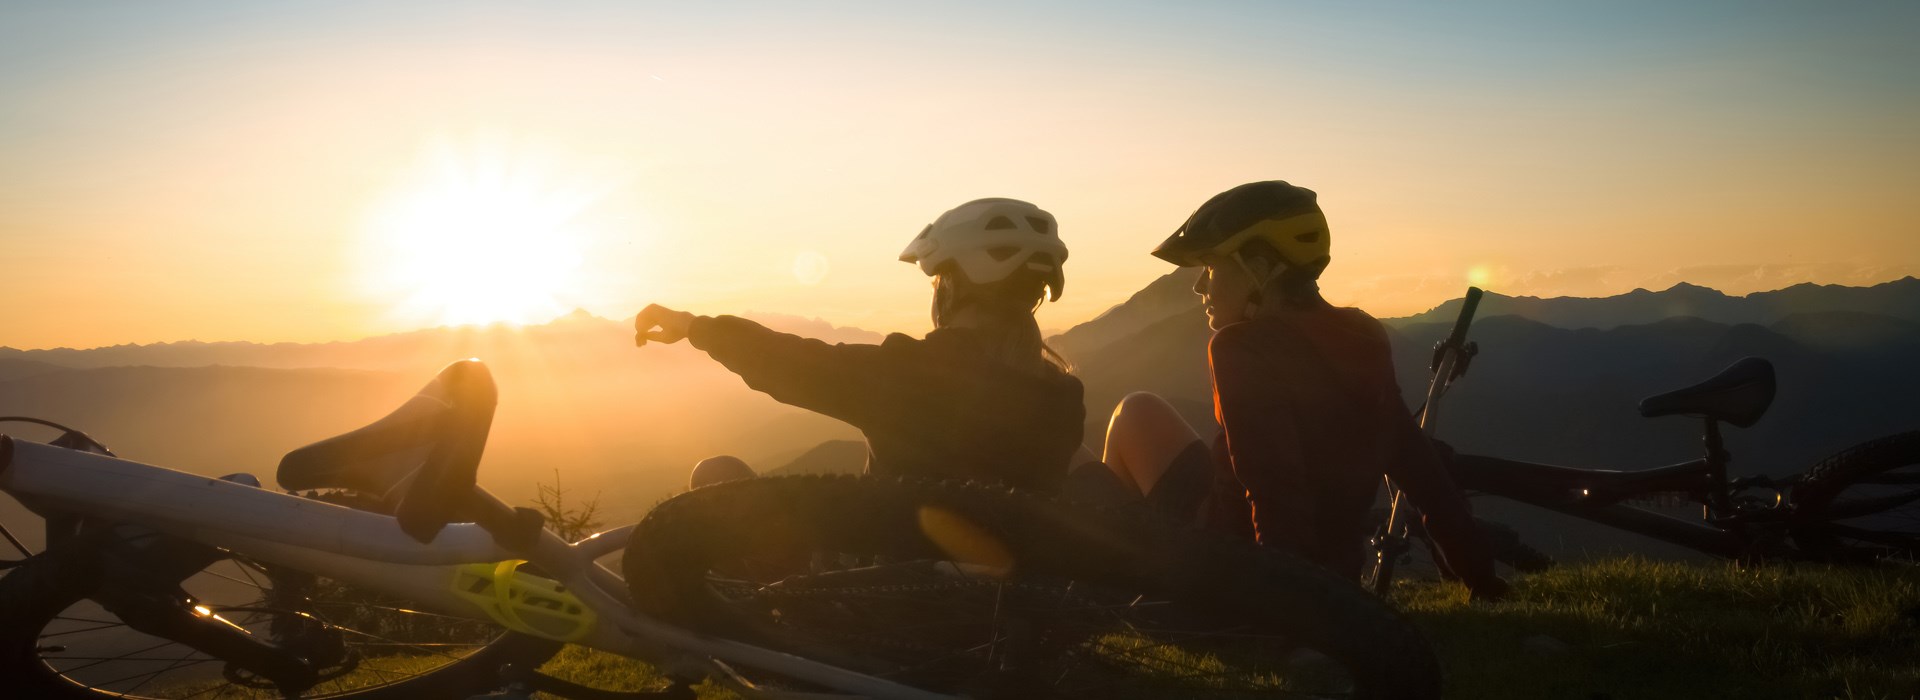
365,138,605,327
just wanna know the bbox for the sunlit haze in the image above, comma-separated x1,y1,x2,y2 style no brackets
363,135,608,327
4,1,1917,349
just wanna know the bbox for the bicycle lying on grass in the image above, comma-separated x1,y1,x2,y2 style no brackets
1,359,1442,699
1368,290,1920,594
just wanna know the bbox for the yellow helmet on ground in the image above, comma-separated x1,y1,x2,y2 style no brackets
1152,181,1330,278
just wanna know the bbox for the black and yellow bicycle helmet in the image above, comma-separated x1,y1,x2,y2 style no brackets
1152,180,1331,279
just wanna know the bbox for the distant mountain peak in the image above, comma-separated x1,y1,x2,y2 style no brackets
1049,268,1202,360
1387,276,1920,331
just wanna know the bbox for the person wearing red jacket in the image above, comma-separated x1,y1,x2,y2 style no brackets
1098,181,1505,597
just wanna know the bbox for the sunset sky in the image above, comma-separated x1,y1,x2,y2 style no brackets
4,1,1916,350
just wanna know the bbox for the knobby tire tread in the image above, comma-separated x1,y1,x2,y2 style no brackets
623,474,1443,699
1791,430,1920,560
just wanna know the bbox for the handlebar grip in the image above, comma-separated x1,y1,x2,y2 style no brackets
1444,287,1484,348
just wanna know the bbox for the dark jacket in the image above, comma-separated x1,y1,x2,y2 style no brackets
1207,306,1494,583
688,315,1085,494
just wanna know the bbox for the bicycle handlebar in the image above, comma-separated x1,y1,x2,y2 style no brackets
1443,286,1484,350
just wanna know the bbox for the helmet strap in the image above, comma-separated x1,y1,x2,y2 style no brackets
1229,250,1284,309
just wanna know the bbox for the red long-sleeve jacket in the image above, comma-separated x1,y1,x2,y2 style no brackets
1206,306,1496,585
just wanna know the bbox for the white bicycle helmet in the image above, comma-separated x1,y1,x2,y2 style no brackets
899,198,1068,301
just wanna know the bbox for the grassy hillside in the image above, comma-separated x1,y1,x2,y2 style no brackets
1404,559,1920,699
529,559,1920,699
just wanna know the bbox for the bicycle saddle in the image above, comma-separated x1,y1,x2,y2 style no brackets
1637,356,1775,428
277,359,497,542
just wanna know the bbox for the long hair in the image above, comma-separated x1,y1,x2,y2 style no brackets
931,269,1070,375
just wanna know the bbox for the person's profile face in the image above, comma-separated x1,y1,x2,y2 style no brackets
1195,255,1255,330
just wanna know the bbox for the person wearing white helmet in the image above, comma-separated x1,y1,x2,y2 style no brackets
634,198,1084,493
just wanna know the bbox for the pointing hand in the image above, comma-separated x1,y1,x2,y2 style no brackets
634,304,696,347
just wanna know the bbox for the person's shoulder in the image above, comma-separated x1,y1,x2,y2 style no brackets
1330,306,1390,342
1206,320,1268,362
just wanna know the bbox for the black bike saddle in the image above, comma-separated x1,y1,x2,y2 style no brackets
1637,356,1775,428
277,359,496,501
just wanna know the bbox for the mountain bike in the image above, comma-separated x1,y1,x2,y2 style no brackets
1366,292,1920,594
1,359,1443,699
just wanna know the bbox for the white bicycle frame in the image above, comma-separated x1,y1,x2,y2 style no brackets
0,436,957,700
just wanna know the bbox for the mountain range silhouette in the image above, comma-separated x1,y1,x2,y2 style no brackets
4,277,1917,559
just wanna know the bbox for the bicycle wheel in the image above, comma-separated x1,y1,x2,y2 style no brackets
625,475,1441,699
1791,430,1920,562
0,526,559,698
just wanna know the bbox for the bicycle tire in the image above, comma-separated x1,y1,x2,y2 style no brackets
0,517,560,698
624,475,1442,699
1790,429,1920,562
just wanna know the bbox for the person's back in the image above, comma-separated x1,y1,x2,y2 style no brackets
684,317,1083,494
1207,303,1402,575
858,328,1083,493
636,197,1083,494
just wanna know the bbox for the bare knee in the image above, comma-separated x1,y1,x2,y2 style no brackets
1103,392,1201,494
690,455,755,490
1110,392,1185,434
1107,392,1198,452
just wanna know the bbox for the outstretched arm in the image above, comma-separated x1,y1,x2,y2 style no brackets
636,305,888,426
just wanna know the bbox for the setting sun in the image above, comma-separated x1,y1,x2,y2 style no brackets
362,137,606,327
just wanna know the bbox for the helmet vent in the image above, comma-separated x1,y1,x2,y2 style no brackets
987,246,1020,261
984,216,1016,231
1296,230,1320,243
1026,217,1052,234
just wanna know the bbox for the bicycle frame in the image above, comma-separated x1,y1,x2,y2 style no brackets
1373,288,1798,578
1444,451,1788,559
0,435,959,700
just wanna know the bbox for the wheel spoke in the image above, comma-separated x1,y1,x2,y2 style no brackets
56,615,125,625
115,645,207,695
0,521,33,558
52,638,188,675
89,656,217,694
24,575,517,699
39,622,130,638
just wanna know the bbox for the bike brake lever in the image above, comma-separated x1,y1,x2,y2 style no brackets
1450,342,1479,382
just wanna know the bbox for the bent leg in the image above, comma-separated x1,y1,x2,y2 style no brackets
1102,392,1204,497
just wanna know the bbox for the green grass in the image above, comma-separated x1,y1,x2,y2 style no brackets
1398,557,1920,699
526,558,1920,699
532,645,740,699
